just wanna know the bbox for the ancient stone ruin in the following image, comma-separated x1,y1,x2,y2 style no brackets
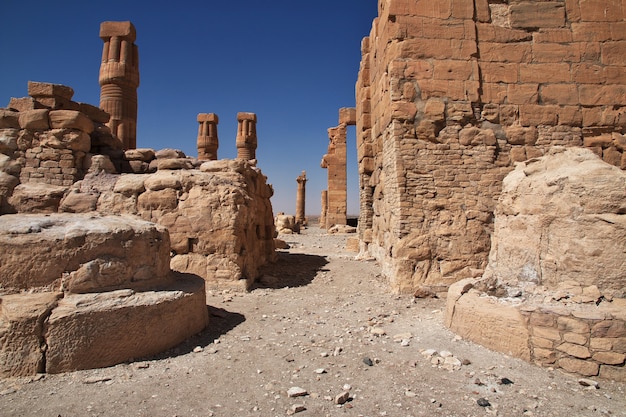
99,21,140,150
0,20,277,375
446,147,625,381
356,0,626,293
353,0,626,381
0,213,208,376
320,107,356,229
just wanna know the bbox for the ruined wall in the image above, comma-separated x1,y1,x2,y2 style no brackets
1,82,276,291
356,0,626,293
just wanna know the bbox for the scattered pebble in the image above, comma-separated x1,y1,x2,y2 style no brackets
334,391,350,405
578,378,599,389
287,387,308,398
477,398,491,407
363,357,374,366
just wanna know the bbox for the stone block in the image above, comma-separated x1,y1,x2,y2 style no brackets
579,0,624,22
18,109,50,130
599,364,626,382
480,62,519,83
572,22,614,42
509,2,566,29
519,105,557,126
27,81,74,100
559,357,599,376
79,103,110,124
592,321,626,338
0,110,20,129
197,113,218,123
540,84,579,105
508,84,539,104
558,316,591,334
593,351,626,365
49,110,94,134
519,63,571,83
533,348,558,364
602,41,626,66
99,21,136,41
580,85,626,105
0,292,61,377
44,276,207,374
8,97,45,112
433,59,475,80
339,107,357,125
479,42,532,63
533,42,581,63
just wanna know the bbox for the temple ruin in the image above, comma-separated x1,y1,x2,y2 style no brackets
0,20,276,375
353,0,626,381
356,0,626,293
99,21,139,150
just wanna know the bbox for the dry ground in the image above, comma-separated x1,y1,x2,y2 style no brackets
1,226,625,417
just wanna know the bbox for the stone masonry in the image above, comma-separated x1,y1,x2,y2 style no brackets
320,107,356,229
356,0,626,294
99,21,140,150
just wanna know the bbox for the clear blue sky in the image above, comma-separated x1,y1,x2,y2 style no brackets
0,0,377,216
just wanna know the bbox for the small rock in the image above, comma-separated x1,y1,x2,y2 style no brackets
334,391,350,405
578,378,599,389
477,398,491,407
499,377,514,385
82,376,112,384
421,349,437,357
363,357,374,366
314,368,327,374
370,327,386,336
287,387,308,398
474,378,485,386
193,346,203,353
287,404,306,415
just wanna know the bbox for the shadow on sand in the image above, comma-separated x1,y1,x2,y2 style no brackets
252,251,329,290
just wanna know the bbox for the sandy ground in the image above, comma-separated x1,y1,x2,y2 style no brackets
0,226,625,417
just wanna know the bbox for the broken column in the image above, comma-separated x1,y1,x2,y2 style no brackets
236,112,257,161
98,21,140,150
197,113,219,160
295,170,307,226
320,107,355,229
320,190,328,228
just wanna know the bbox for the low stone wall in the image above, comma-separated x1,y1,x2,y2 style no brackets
446,279,626,382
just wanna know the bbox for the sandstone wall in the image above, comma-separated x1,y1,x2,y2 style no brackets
356,0,626,293
1,82,276,291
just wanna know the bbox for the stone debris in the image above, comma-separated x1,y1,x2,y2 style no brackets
334,390,350,405
286,387,308,398
286,404,306,415
578,378,600,389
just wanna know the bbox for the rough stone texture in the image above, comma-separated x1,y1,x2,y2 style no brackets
2,82,276,291
446,149,626,381
275,212,299,235
0,214,208,376
0,213,171,293
99,21,140,150
485,147,626,295
44,276,207,374
356,0,626,294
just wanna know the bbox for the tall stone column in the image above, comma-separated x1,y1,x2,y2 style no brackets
236,112,257,161
295,171,307,226
197,113,219,160
99,21,140,150
320,190,328,228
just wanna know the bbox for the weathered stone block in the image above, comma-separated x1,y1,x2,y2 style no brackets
49,110,94,134
559,357,599,376
593,351,626,365
509,2,566,29
18,109,50,130
27,81,74,100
